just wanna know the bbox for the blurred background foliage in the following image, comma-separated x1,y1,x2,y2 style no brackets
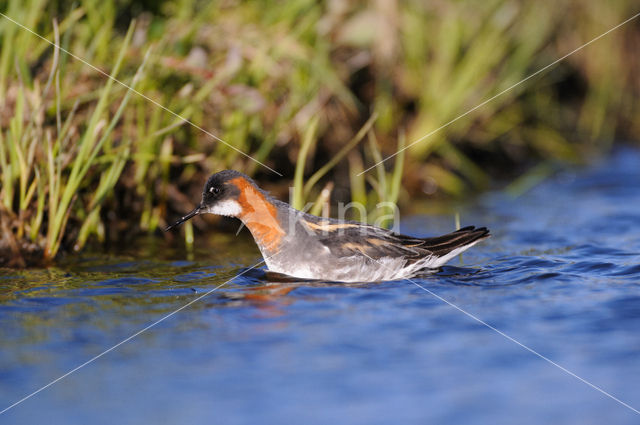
0,0,639,265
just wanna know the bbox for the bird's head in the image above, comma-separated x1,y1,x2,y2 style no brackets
165,170,258,230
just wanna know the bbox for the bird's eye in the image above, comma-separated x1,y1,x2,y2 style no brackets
209,187,220,195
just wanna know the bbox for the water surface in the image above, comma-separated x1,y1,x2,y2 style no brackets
1,149,640,424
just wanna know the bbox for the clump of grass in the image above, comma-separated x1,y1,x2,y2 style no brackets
0,17,149,265
1,0,639,264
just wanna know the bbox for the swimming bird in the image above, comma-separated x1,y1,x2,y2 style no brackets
166,170,489,282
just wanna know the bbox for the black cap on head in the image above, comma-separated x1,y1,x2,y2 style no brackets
201,170,245,207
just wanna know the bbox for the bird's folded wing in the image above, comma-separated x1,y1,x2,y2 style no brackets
309,222,428,260
306,219,489,262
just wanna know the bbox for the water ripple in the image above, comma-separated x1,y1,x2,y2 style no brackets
2,148,640,424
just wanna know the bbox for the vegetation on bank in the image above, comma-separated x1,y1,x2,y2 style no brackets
0,0,639,266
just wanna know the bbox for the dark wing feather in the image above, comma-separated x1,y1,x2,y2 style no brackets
310,220,490,263
406,226,491,256
314,225,424,259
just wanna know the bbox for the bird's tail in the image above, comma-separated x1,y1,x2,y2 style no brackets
421,226,490,258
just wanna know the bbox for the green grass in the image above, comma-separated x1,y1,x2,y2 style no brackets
0,16,150,262
0,0,639,264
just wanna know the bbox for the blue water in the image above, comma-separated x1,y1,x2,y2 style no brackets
1,149,640,424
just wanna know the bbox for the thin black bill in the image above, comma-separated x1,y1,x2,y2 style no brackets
165,205,203,231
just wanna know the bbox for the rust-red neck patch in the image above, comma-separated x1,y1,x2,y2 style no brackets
230,177,285,252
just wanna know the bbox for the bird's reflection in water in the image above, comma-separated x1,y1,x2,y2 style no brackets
217,268,375,317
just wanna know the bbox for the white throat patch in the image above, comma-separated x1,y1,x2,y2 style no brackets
206,200,242,217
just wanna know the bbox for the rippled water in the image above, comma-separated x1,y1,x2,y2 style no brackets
2,149,640,424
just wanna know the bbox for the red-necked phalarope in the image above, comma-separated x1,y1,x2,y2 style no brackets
166,170,490,282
